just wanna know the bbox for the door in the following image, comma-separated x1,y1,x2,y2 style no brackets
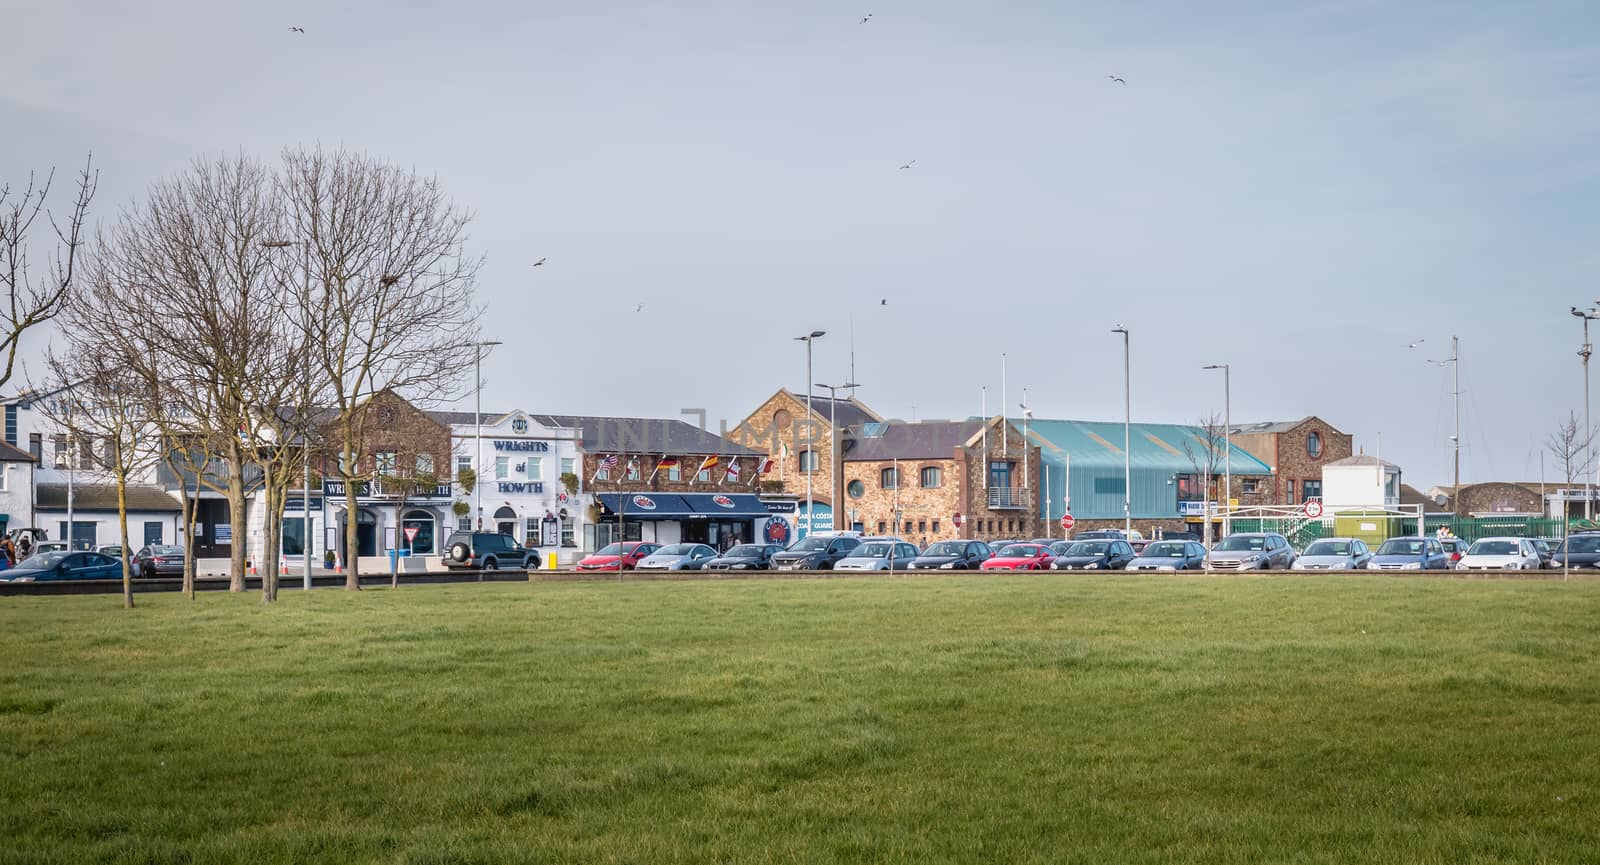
143,522,163,546
988,461,1013,491
57,521,98,552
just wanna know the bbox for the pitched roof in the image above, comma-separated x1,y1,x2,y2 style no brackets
844,420,984,462
425,410,496,427
787,391,880,428
0,441,34,462
1229,418,1313,435
1326,454,1398,469
35,484,182,512
531,415,761,456
1022,419,1274,474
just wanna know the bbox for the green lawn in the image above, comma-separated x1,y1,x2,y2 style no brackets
2,575,1598,864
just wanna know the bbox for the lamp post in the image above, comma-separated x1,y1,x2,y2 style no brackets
1112,325,1131,536
474,340,503,530
795,331,825,537
817,379,858,531
1202,363,1230,537
262,239,314,590
1573,308,1599,523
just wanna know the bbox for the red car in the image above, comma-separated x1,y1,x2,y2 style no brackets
576,542,660,571
979,543,1055,571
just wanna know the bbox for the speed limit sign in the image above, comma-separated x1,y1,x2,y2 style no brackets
1304,499,1324,519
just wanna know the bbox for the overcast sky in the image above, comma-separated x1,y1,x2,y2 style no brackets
6,0,1597,489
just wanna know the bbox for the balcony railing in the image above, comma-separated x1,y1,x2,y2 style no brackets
987,486,1030,510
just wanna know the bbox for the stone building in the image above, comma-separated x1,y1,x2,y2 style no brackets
841,420,981,545
727,389,881,537
1229,417,1353,505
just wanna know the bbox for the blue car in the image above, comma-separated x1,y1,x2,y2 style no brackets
1,551,124,582
1365,537,1451,571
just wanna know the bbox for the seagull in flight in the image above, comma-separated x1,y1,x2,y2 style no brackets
1407,339,1425,349
880,298,887,305
532,257,546,267
634,303,644,313
899,160,916,170
1105,75,1125,85
861,13,872,24
289,26,305,33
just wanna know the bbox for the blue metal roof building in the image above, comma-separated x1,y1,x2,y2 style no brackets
1023,420,1273,522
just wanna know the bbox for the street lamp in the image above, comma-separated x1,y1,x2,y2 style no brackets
474,340,503,529
262,239,314,590
1112,325,1130,536
817,379,858,531
795,331,826,537
1573,308,1599,523
1202,363,1231,537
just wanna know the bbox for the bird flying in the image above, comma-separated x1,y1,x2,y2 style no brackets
899,160,916,170
634,303,644,313
532,258,546,266
1105,75,1125,84
1407,339,1425,349
861,13,872,23
289,26,305,33
880,298,887,305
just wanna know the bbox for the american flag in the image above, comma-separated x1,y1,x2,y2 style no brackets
599,454,619,470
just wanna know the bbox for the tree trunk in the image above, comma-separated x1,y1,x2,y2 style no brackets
260,473,280,604
226,455,248,592
183,474,200,600
343,451,361,590
117,476,134,610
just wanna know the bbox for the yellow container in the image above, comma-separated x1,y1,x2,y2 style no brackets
546,552,559,570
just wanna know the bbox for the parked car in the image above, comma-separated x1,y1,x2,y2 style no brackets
1290,537,1374,571
1049,539,1137,571
2,551,122,582
441,531,541,570
1152,530,1201,543
703,544,784,571
979,543,1055,571
1366,537,1451,570
1456,537,1542,571
1529,538,1554,568
1205,533,1296,570
34,541,68,555
635,543,719,571
834,539,921,571
1438,537,1468,564
97,544,129,559
905,540,992,571
1551,532,1600,569
985,540,1026,556
770,534,863,570
133,545,185,578
576,542,661,571
1127,540,1209,571
1074,530,1126,541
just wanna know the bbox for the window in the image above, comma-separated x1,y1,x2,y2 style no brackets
53,435,66,469
881,467,899,489
416,453,434,475
29,433,41,462
1242,478,1259,494
669,464,681,482
847,480,865,498
456,455,471,475
494,456,509,480
402,509,436,554
932,520,940,533
375,451,397,476
560,513,575,547
626,460,641,481
904,521,913,533
560,457,575,478
1302,480,1322,502
1094,477,1126,495
877,521,887,534
1285,480,1296,503
0,465,7,492
920,466,941,488
526,457,542,480
773,408,792,430
1306,431,1324,459
917,520,926,534
595,466,610,481
458,516,472,531
798,450,819,473
697,464,711,483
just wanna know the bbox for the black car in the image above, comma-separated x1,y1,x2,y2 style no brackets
441,531,540,570
1552,532,1600,570
905,540,992,571
1050,539,1137,571
133,544,185,578
769,534,862,570
704,544,784,571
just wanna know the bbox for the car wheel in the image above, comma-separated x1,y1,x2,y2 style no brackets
449,542,470,563
525,557,539,570
482,558,498,571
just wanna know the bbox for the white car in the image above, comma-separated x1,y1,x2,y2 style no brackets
833,539,920,571
1456,537,1542,571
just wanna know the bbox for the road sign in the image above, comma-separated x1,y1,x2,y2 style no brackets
952,512,964,527
1060,513,1075,531
1304,499,1324,519
403,526,420,542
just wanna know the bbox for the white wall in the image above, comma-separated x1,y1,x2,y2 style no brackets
36,509,181,550
1322,465,1397,511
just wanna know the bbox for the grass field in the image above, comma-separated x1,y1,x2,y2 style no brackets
3,575,1598,864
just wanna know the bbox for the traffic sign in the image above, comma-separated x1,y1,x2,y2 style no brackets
952,512,964,527
403,526,420,542
1060,513,1076,531
1304,499,1324,519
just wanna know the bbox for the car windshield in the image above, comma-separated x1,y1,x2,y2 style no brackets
655,544,697,555
20,552,69,568
1467,540,1519,556
725,545,765,557
997,545,1040,557
923,542,965,556
1215,536,1267,552
1140,542,1187,557
1064,542,1110,556
1564,535,1600,554
1377,539,1425,556
788,537,833,552
595,544,631,556
853,542,897,558
1303,541,1352,557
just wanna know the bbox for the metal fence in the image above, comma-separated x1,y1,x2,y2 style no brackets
1228,515,1569,548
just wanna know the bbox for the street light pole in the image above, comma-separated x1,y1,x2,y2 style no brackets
1573,308,1598,523
1203,364,1230,537
817,380,859,532
474,340,503,531
796,331,825,538
1112,325,1131,536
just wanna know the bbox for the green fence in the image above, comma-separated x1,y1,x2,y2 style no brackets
1228,516,1568,549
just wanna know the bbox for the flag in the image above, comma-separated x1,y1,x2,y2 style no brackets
723,459,741,484
625,457,639,479
656,456,680,470
691,454,718,484
592,453,619,481
757,457,775,474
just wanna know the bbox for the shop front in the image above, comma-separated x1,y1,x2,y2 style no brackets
595,492,773,552
324,479,452,566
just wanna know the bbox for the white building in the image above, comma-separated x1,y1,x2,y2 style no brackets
1321,454,1402,512
0,440,38,537
431,409,585,561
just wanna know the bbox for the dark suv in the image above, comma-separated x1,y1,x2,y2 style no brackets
769,534,863,570
442,531,540,570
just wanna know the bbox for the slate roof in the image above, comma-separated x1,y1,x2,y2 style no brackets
1229,418,1313,436
844,420,984,462
1326,454,1398,469
0,441,35,462
35,484,183,512
533,415,761,456
787,392,880,429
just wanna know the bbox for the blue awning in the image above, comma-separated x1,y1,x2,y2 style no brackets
597,493,694,517
681,493,770,517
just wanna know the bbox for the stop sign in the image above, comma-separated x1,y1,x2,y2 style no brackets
1060,513,1075,531
952,512,964,527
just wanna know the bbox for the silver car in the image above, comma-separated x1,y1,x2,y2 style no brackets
834,539,920,571
1291,537,1373,571
1206,532,1296,570
634,543,718,571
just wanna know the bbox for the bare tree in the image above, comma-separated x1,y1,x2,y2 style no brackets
1548,412,1594,505
1,156,96,393
280,146,483,589
1183,412,1226,549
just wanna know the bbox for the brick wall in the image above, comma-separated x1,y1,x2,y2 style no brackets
1233,418,1353,504
727,390,840,509
842,457,963,546
323,391,452,481
959,420,1047,541
1457,483,1542,515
